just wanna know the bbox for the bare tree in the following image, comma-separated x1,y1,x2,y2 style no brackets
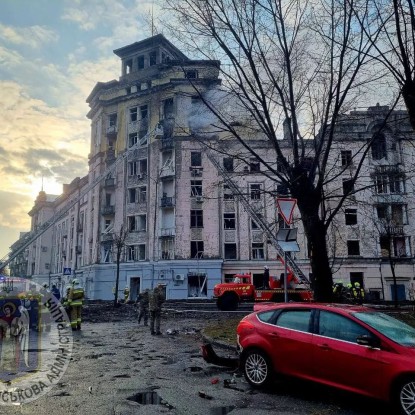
113,225,129,307
163,0,392,301
353,0,415,128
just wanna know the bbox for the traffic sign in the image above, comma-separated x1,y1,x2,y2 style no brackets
276,198,297,225
63,267,72,275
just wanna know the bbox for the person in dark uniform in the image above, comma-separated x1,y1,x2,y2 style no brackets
149,283,166,335
263,266,270,289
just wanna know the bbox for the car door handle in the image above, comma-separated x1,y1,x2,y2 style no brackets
268,332,279,337
318,343,331,350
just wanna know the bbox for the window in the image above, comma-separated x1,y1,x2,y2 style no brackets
129,107,138,122
342,178,354,195
191,181,203,196
190,210,203,228
250,183,261,200
224,243,237,259
377,205,388,220
108,113,117,127
137,244,145,260
125,59,132,74
127,245,146,261
375,175,388,194
191,241,204,258
138,55,145,69
149,50,157,66
345,209,357,225
278,213,290,229
128,246,136,261
392,204,405,225
347,240,360,256
372,133,387,160
138,214,147,231
104,219,112,233
223,185,234,200
319,311,370,343
276,310,311,332
341,150,352,166
129,133,138,148
128,216,136,232
223,157,234,172
252,243,264,259
103,245,112,263
380,236,390,257
128,161,138,176
185,70,198,79
224,213,236,229
250,157,260,172
138,186,147,203
128,188,137,203
390,175,403,194
251,219,260,230
140,105,148,120
191,152,202,167
139,159,148,175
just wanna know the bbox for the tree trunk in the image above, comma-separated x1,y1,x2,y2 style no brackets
293,183,333,302
402,80,415,131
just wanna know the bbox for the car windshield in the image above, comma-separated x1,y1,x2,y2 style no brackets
353,311,415,347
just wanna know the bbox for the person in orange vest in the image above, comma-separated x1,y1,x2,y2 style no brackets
65,279,85,331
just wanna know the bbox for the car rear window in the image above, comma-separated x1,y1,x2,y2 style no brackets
276,310,311,332
353,311,415,347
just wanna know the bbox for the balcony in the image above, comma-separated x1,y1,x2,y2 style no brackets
381,226,404,236
104,177,116,188
128,118,149,134
373,164,404,175
160,138,174,151
159,166,175,179
101,233,114,242
160,196,175,207
101,205,115,215
106,125,118,137
159,227,175,237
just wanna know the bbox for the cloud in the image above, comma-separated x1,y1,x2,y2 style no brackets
0,23,58,49
0,190,32,230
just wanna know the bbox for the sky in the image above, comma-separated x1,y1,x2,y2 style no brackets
0,0,160,261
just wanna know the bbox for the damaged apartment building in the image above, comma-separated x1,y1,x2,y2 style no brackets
8,34,415,302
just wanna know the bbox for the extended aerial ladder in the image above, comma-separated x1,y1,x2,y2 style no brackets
205,149,310,287
0,127,161,271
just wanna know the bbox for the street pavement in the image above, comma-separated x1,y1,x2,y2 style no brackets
0,305,394,415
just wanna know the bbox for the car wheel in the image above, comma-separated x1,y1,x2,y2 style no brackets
395,378,415,415
217,293,238,311
243,349,273,388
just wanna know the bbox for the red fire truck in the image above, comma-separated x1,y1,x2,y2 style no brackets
213,272,313,311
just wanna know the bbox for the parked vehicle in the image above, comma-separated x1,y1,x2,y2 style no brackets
236,303,415,415
213,273,313,311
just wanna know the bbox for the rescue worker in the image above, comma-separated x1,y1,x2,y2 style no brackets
65,279,85,331
149,283,166,335
333,280,344,301
352,282,365,304
263,266,270,289
39,284,51,332
136,288,150,326
123,286,130,303
51,284,61,301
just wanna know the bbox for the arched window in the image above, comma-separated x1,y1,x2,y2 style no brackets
371,133,387,160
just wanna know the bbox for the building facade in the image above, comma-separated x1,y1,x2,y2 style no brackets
8,35,415,302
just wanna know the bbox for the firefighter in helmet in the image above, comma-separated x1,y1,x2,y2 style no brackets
352,282,365,304
123,286,130,303
65,279,85,331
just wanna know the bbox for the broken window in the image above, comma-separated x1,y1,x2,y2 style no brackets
375,175,388,194
125,59,133,74
138,186,147,203
130,107,138,122
250,157,260,172
191,181,202,196
128,188,137,203
224,213,236,229
188,273,207,298
129,133,138,148
223,157,234,172
371,133,387,160
191,241,204,258
127,246,136,261
163,98,174,118
128,161,138,176
380,236,390,257
108,113,117,127
345,208,357,225
341,150,352,166
138,55,145,69
191,152,202,167
223,184,234,200
128,216,136,232
185,70,198,79
160,238,174,260
342,178,354,196
250,183,261,200
149,50,157,66
391,204,405,225
138,214,147,231
224,243,237,259
347,240,360,256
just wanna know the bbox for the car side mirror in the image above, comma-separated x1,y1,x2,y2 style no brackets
356,334,380,348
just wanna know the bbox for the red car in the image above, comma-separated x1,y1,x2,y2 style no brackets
236,303,415,415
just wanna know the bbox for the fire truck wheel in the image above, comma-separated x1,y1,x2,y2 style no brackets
217,292,238,311
242,348,273,388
